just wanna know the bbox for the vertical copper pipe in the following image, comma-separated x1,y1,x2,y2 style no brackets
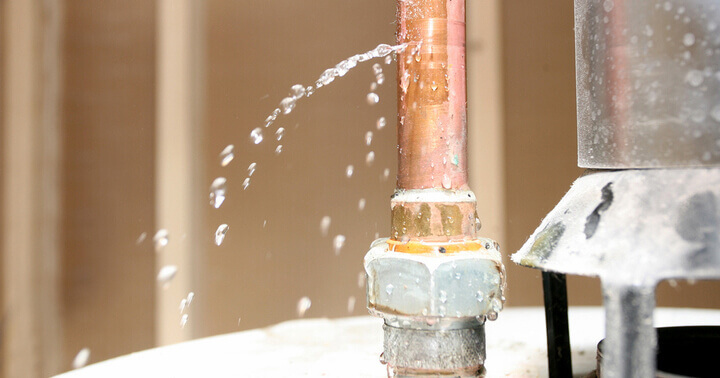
396,0,468,191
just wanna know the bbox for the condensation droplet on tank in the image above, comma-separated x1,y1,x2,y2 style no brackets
219,144,234,167
275,127,285,141
157,265,178,286
320,216,331,236
366,151,375,166
366,92,379,105
333,234,346,255
72,348,91,369
242,177,250,190
365,131,373,146
153,229,169,251
274,145,283,155
297,296,312,317
346,165,354,178
247,162,257,176
377,117,387,130
250,127,264,144
215,224,229,246
358,198,366,211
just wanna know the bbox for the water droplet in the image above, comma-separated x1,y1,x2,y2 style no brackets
274,145,283,155
385,284,394,295
358,198,366,211
248,162,257,176
72,348,91,369
209,177,227,208
475,216,482,232
376,73,385,84
346,165,354,178
320,216,331,236
442,174,452,189
603,0,614,12
290,84,305,98
365,131,373,146
297,296,312,317
365,151,375,166
180,314,189,328
487,310,498,321
683,33,696,47
686,70,704,87
347,296,356,313
219,144,234,166
179,298,187,312
383,168,390,180
275,127,285,141
376,117,387,130
357,273,366,290
491,297,504,312
333,235,346,255
186,292,194,304
439,290,448,303
475,291,485,302
242,177,250,190
385,55,392,65
644,24,654,37
306,86,315,97
153,229,169,251
710,104,720,122
280,97,296,114
250,127,264,144
366,93,379,105
136,232,147,245
157,265,178,286
663,1,672,11
215,224,229,246
372,63,383,75
370,82,378,92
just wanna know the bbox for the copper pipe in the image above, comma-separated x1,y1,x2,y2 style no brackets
396,0,468,191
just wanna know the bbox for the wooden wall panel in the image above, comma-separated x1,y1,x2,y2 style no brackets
60,0,156,370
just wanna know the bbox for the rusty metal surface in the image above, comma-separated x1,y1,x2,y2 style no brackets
396,0,468,190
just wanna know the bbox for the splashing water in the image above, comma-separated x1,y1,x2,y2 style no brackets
365,131,373,146
72,348,91,369
347,296,356,313
219,144,234,166
186,291,194,304
365,151,375,166
358,272,366,288
157,265,178,286
250,127,264,144
274,145,283,155
376,117,387,130
209,177,227,208
247,162,257,176
320,216,331,236
358,198,366,211
297,296,312,317
242,177,250,190
180,314,189,328
215,224,229,246
275,127,285,141
366,92,379,105
346,165,354,178
136,232,147,245
333,234,346,255
383,168,390,180
153,229,169,251
179,298,187,313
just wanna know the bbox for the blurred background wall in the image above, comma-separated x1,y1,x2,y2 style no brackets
1,0,719,377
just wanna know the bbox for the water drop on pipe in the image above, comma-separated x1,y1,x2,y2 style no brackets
297,297,312,317
209,177,227,208
219,144,234,167
215,224,229,246
442,174,452,189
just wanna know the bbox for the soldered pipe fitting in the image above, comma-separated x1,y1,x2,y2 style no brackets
364,0,506,376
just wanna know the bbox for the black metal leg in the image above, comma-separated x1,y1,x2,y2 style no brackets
542,272,573,377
